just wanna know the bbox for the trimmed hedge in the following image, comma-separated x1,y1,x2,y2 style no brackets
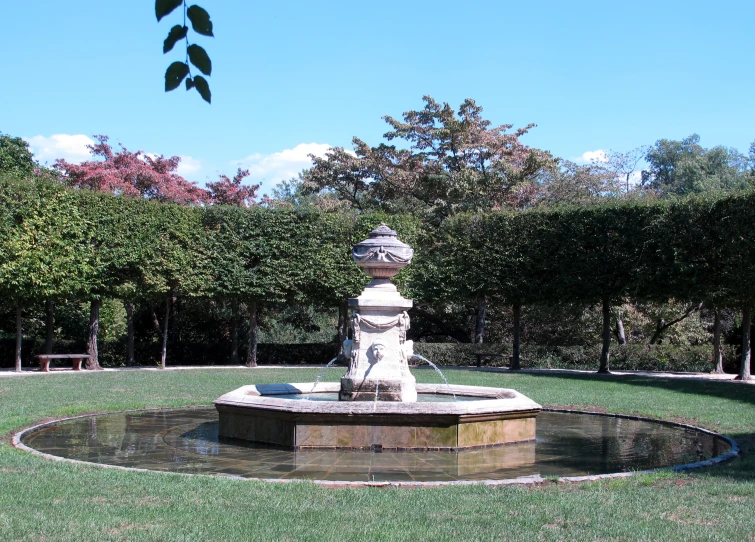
1,338,735,373
413,342,738,373
4,177,755,372
5,176,755,318
0,339,339,369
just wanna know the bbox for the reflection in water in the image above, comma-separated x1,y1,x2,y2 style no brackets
22,409,728,483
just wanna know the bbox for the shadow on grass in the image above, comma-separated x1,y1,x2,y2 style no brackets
508,370,755,406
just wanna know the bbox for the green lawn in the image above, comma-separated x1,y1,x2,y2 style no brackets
1,368,754,541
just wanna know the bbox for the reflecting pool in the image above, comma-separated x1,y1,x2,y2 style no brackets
21,408,729,483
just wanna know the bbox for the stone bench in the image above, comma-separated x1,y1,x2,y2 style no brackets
36,354,90,372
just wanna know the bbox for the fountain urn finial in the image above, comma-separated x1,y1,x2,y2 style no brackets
351,223,414,279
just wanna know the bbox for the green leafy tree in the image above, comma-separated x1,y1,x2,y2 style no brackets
0,175,90,370
307,96,552,218
705,192,755,380
203,207,323,366
0,134,36,176
538,159,622,205
74,193,150,368
268,175,351,212
642,135,751,196
140,204,208,368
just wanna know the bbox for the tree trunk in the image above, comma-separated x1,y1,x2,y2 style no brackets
86,299,102,370
161,293,171,369
15,304,22,372
650,319,665,345
474,296,487,344
337,298,349,354
738,306,752,381
171,294,179,349
712,308,723,374
246,300,258,367
598,297,611,374
231,299,240,364
150,305,162,337
45,298,55,355
511,302,522,370
615,315,626,346
125,301,135,366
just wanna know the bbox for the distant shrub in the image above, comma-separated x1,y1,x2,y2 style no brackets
413,342,738,373
1,338,736,373
0,339,339,368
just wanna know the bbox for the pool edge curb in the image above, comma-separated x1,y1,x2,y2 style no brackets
11,406,740,488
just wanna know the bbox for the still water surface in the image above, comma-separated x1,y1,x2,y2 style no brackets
22,408,728,482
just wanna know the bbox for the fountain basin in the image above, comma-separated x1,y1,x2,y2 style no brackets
214,383,541,450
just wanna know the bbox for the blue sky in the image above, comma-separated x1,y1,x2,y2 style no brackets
2,1,753,195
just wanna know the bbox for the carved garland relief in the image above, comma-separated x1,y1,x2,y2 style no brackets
347,311,411,373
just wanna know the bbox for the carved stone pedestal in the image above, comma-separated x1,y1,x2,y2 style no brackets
340,280,416,401
339,224,417,402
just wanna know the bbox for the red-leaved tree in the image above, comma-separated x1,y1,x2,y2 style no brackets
207,168,260,207
55,135,210,205
54,135,210,369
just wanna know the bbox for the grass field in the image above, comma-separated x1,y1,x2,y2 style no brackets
1,367,754,541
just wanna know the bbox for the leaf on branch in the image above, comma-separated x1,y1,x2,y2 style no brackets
165,61,190,92
186,77,195,90
193,75,211,104
187,5,214,36
163,25,188,53
187,44,212,75
155,0,183,22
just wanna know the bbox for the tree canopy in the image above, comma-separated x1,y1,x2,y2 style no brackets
55,135,209,205
641,134,753,196
0,134,37,176
305,96,555,219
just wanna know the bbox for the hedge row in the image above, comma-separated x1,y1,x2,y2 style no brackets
3,338,726,373
432,191,755,308
5,175,755,313
413,342,738,373
0,339,339,369
4,175,755,372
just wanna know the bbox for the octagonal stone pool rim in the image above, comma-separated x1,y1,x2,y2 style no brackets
215,383,541,450
11,405,740,488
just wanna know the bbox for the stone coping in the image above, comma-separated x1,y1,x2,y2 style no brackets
11,406,739,488
214,383,542,417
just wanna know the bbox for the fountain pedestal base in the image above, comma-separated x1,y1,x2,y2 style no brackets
215,383,541,450
340,279,417,402
338,377,416,402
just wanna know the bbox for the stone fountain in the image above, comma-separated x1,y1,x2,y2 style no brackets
215,224,541,450
340,223,416,402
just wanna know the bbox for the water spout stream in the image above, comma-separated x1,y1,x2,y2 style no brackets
411,354,457,400
306,357,339,400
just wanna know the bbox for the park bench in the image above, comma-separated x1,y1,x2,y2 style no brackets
36,354,90,372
